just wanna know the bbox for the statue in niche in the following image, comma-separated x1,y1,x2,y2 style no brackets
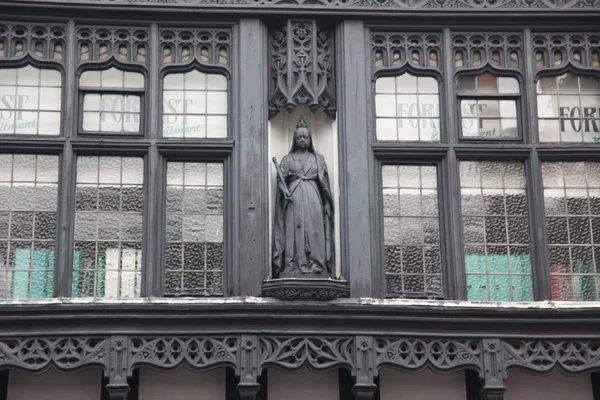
272,117,335,279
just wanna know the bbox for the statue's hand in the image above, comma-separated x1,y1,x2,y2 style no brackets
284,193,293,203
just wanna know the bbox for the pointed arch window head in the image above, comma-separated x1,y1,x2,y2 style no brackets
0,65,61,136
537,73,600,143
457,73,520,139
375,73,440,142
80,67,144,135
162,70,227,139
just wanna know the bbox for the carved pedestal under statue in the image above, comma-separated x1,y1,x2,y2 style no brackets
262,117,349,301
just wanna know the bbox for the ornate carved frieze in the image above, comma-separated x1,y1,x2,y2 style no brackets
159,28,231,72
0,22,65,64
71,0,600,9
258,337,354,372
0,337,109,373
77,25,149,68
374,338,484,375
452,33,523,72
503,340,600,375
371,32,442,74
268,20,336,119
532,33,600,73
129,336,238,371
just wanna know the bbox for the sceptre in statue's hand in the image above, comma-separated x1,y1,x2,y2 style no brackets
272,157,293,203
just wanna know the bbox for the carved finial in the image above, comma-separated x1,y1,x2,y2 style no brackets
296,116,309,130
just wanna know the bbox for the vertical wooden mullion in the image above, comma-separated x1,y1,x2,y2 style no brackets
523,28,551,300
141,22,161,297
54,19,77,297
442,28,467,300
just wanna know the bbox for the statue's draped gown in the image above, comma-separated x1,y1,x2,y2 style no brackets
272,151,334,277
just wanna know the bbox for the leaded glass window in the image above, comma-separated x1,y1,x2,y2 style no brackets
382,165,442,298
0,66,61,136
73,156,143,298
457,73,520,139
543,162,600,300
460,161,533,301
162,71,228,138
0,154,58,298
537,73,600,143
165,162,224,296
80,68,144,134
375,74,440,142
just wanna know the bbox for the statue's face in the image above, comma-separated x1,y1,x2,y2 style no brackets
294,128,310,150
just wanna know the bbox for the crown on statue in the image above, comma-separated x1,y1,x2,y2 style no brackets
296,116,309,130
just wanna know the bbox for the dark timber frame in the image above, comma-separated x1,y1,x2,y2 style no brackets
0,2,598,400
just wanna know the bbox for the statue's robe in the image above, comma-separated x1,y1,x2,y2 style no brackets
272,151,334,278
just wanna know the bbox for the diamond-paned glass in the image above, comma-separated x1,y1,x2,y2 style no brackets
0,155,58,298
162,71,228,139
457,73,520,139
542,162,600,300
80,68,143,134
537,74,600,143
165,162,224,296
382,165,442,298
375,74,440,142
73,156,143,298
460,161,533,301
0,66,61,136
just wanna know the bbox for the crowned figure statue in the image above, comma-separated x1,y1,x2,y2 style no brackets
272,117,335,278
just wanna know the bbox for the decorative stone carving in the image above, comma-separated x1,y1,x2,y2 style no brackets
238,335,260,400
503,340,600,374
268,21,336,119
0,337,109,373
371,32,442,73
481,339,505,400
374,338,484,374
532,33,600,72
107,336,129,400
0,22,66,64
452,33,523,72
129,337,238,371
259,337,354,372
77,25,149,67
353,336,377,400
159,28,232,71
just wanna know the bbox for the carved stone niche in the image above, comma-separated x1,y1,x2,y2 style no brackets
263,107,349,301
268,20,336,120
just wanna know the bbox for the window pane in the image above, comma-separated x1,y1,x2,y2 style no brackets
543,162,600,301
162,71,228,139
0,67,61,136
165,162,224,296
537,74,600,143
82,94,141,134
375,73,440,142
0,154,58,298
382,165,442,298
72,156,143,298
460,161,533,302
460,100,518,138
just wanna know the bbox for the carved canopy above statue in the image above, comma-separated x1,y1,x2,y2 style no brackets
268,20,336,120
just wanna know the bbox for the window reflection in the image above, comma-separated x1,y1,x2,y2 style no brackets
375,73,440,142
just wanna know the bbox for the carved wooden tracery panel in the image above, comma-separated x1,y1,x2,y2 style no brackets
159,28,232,72
0,22,65,64
77,25,149,68
453,33,523,72
532,33,600,72
371,32,442,74
76,0,600,9
503,340,600,375
0,337,109,373
258,337,354,372
374,338,484,375
128,336,238,371
268,20,336,119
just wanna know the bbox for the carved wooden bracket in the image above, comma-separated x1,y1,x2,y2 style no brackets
268,20,336,119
